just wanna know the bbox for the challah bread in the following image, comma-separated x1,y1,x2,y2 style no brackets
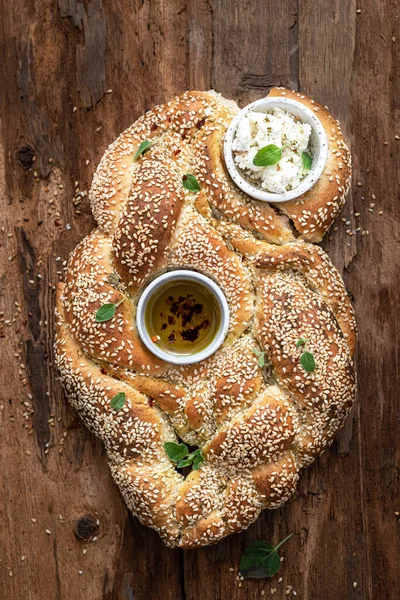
55,90,356,548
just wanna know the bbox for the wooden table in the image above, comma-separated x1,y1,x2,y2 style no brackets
1,1,398,598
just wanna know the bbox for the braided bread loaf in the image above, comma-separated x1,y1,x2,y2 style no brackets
55,89,356,548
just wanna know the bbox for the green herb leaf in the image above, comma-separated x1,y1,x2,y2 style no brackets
239,534,293,579
182,173,201,192
164,443,204,470
176,458,192,468
301,152,312,170
133,140,152,160
296,337,309,349
252,348,266,368
192,456,204,470
95,303,117,322
190,449,205,470
253,144,282,167
95,298,124,322
110,392,126,411
164,442,188,463
300,350,316,372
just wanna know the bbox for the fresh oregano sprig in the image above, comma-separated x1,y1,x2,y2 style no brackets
182,173,201,192
253,144,313,170
253,144,284,167
95,298,125,322
252,348,266,368
164,441,204,470
296,337,316,372
133,140,152,160
301,151,312,170
296,336,309,348
239,533,293,579
191,450,204,470
164,442,187,462
110,392,126,411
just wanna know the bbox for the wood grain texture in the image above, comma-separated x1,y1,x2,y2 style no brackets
0,0,398,599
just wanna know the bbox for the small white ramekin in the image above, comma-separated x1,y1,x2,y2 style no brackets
223,96,328,203
136,270,230,365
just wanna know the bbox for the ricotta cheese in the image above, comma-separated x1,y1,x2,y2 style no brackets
232,108,312,194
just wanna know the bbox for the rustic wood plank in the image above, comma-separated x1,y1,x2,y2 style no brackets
0,0,398,598
0,1,186,599
299,1,400,599
346,1,400,598
212,0,298,106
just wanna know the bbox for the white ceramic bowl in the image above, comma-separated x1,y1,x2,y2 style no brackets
136,270,230,365
223,96,328,203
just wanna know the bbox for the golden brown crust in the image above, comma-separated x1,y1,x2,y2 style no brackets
205,386,297,467
255,272,355,428
268,87,352,241
112,139,188,293
167,205,254,341
62,229,166,374
193,118,296,244
252,452,299,507
254,241,357,355
55,90,356,548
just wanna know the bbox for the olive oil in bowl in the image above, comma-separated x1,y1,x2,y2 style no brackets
136,270,230,365
145,279,221,355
